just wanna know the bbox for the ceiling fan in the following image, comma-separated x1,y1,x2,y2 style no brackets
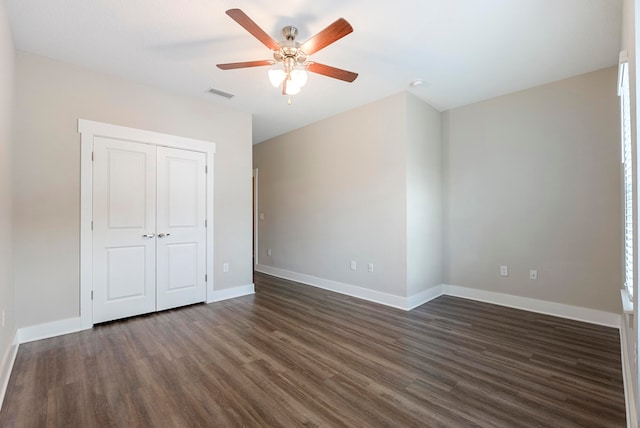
217,9,358,97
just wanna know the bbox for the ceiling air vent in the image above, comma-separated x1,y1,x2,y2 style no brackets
207,88,235,99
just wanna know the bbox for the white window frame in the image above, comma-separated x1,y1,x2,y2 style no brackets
619,55,634,302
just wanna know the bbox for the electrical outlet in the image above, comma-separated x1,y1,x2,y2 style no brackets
223,263,229,273
267,248,272,256
500,265,508,277
259,213,264,220
529,269,538,280
350,260,357,271
368,263,374,273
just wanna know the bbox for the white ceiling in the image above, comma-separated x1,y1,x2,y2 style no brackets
6,0,622,143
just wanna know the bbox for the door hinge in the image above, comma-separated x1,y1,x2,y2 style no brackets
91,220,93,231
91,290,93,300
205,274,207,282
205,165,208,173
91,152,94,161
205,219,207,228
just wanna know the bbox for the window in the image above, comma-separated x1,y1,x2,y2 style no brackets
619,59,633,299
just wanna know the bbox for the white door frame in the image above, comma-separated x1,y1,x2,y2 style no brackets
79,119,216,329
253,168,259,270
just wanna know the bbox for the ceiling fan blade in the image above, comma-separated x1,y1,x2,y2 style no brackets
299,18,353,55
217,60,272,70
307,63,358,82
226,9,280,51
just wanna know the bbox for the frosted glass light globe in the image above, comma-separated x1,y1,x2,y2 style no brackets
268,69,286,87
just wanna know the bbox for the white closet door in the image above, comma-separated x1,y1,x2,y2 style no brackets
92,137,157,323
156,147,207,311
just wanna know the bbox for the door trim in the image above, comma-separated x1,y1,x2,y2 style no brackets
253,168,259,270
79,119,216,329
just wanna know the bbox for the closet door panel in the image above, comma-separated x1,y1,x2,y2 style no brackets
156,147,207,310
92,137,157,323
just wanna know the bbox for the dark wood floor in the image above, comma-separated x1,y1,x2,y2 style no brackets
0,273,626,427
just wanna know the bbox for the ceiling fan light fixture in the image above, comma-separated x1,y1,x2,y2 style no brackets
270,65,307,95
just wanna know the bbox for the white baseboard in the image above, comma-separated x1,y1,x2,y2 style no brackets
16,286,258,344
620,319,638,428
17,317,84,344
0,331,18,411
209,283,255,303
255,266,621,328
256,264,443,310
256,264,410,309
407,285,444,310
442,284,621,328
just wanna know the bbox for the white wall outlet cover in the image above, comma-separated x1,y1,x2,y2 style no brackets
500,265,508,276
267,248,272,256
223,263,229,272
259,213,264,220
529,270,538,280
350,260,357,271
368,263,374,272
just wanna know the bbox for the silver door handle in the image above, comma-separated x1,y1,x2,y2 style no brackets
142,233,155,238
158,233,171,238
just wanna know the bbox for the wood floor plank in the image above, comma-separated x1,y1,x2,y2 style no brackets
0,272,626,427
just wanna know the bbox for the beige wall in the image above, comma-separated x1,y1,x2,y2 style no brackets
406,93,443,295
255,68,621,314
444,67,621,313
13,52,253,328
0,0,15,364
254,92,444,299
254,93,409,296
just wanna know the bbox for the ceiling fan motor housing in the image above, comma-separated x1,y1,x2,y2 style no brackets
273,26,307,65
